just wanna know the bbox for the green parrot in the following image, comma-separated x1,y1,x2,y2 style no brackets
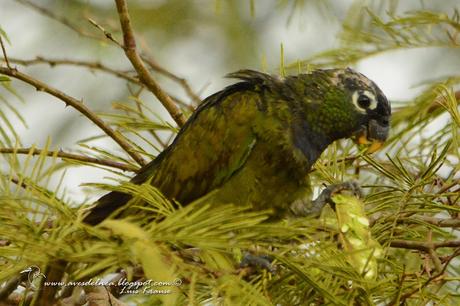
83,68,390,225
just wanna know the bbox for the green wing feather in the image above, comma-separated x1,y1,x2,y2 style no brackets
83,71,270,225
146,91,258,203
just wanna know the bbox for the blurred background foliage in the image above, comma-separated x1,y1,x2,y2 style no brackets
0,0,460,305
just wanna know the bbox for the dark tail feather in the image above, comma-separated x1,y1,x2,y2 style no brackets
83,158,160,225
82,190,133,225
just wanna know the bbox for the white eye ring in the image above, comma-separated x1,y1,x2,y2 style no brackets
352,90,377,113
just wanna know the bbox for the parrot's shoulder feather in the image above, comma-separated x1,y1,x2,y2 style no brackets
226,69,279,84
149,89,260,203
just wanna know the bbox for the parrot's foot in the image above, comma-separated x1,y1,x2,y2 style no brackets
240,253,276,274
306,180,362,216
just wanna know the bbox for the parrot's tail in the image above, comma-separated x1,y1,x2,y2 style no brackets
82,190,133,225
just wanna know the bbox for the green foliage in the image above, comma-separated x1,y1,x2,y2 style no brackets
296,5,460,68
1,1,459,305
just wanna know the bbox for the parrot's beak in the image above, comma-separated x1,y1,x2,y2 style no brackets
353,119,389,153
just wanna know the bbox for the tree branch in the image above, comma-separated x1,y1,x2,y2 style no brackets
370,214,460,228
16,0,200,107
114,0,187,127
85,17,199,107
390,239,460,251
413,216,460,228
7,56,139,84
6,56,194,111
0,67,146,166
0,147,138,172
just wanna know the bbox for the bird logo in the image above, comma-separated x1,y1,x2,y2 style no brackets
20,265,46,289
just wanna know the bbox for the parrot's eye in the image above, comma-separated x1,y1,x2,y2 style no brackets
357,95,371,108
352,91,377,113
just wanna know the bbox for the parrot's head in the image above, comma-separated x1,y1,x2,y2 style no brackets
301,68,391,153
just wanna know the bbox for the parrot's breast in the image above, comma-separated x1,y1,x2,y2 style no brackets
205,140,311,217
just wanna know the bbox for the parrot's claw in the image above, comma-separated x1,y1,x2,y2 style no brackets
240,253,276,274
306,180,362,215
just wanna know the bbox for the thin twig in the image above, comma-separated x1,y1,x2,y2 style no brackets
87,17,123,48
168,93,195,111
16,0,200,106
370,215,460,228
0,147,138,172
437,178,460,194
114,0,187,127
428,248,442,273
7,56,139,84
14,0,99,39
0,34,12,69
141,55,201,105
131,92,168,148
426,230,442,273
8,176,71,213
6,56,197,111
395,249,460,305
86,17,200,107
390,239,460,251
412,216,460,228
309,156,359,173
0,67,146,166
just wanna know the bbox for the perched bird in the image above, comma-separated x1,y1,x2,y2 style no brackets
83,68,390,225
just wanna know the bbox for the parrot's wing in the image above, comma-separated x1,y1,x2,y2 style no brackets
145,86,259,204
83,81,260,225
